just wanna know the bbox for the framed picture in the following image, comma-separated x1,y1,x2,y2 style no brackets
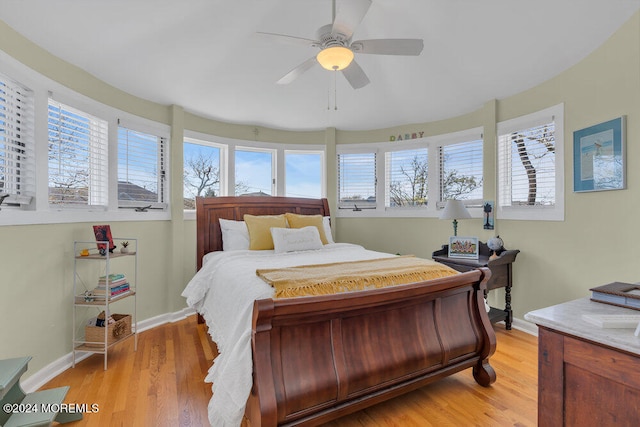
483,200,494,230
573,116,625,192
93,225,115,252
448,236,479,259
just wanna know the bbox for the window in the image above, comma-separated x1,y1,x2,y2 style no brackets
338,151,376,208
235,147,275,196
48,99,108,207
497,104,564,220
285,151,323,198
183,139,222,209
0,74,34,207
182,135,325,211
385,148,428,207
439,139,483,205
0,55,172,223
336,129,484,217
117,126,166,208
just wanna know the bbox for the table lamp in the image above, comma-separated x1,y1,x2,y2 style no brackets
439,199,471,236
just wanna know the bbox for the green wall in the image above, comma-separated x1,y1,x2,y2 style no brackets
0,222,172,370
0,11,638,375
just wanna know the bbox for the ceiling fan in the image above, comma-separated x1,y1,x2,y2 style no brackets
257,0,424,89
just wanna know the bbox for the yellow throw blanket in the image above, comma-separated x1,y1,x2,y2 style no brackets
256,255,459,298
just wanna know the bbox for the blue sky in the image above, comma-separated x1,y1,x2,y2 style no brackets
284,152,322,198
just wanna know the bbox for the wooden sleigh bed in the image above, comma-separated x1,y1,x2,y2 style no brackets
195,196,496,426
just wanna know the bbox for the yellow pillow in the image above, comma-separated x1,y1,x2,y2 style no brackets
284,213,328,244
244,214,288,250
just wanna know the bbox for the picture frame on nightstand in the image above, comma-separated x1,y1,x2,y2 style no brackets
448,236,479,259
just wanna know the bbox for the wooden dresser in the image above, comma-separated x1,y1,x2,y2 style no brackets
525,298,640,426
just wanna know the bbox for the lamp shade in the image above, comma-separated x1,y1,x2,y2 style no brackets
439,199,472,220
316,46,354,71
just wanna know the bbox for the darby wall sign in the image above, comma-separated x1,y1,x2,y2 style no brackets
390,131,425,141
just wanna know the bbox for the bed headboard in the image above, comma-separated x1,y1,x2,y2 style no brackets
196,196,330,270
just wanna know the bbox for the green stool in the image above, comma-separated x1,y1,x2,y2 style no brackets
0,357,83,427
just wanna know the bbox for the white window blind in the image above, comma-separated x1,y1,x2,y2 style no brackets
0,74,35,206
48,100,108,207
498,121,556,207
338,152,376,207
385,148,428,207
118,126,166,208
440,139,483,205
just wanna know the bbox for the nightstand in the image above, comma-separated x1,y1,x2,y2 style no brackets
433,242,520,329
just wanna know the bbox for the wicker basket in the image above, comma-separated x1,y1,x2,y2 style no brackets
85,313,132,347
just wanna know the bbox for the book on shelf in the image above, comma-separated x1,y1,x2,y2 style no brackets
95,278,128,289
590,282,640,311
98,273,126,284
93,283,130,296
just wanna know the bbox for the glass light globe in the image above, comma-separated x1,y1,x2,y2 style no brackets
317,46,354,71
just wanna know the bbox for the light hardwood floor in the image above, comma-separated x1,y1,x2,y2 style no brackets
42,315,538,426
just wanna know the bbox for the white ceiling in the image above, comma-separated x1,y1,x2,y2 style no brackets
1,0,639,131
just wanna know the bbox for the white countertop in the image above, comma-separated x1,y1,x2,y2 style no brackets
525,297,640,356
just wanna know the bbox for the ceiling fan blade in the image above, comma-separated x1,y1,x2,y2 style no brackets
341,60,370,89
332,0,372,39
256,32,319,48
277,56,318,85
351,39,424,55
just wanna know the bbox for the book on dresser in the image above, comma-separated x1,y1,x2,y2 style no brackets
590,281,640,310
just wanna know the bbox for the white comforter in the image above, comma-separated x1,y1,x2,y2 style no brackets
181,243,399,427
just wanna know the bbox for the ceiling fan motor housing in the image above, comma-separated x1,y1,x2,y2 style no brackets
317,24,350,49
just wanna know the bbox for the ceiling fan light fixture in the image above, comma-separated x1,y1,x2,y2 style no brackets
316,46,354,71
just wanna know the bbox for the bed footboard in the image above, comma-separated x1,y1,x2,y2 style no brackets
246,268,496,426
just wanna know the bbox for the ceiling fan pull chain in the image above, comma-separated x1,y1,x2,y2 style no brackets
334,70,338,110
327,72,331,110
327,88,330,110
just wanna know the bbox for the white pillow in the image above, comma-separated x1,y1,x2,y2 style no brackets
323,216,335,244
219,218,250,251
271,226,324,254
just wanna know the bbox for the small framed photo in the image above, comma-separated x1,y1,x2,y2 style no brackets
449,236,479,259
573,116,625,192
483,200,494,230
93,225,115,252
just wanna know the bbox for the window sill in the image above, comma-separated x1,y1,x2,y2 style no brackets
0,208,171,226
336,206,484,219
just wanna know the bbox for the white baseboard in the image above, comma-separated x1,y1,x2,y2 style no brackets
510,317,539,336
490,316,539,336
21,306,197,393
136,306,196,334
